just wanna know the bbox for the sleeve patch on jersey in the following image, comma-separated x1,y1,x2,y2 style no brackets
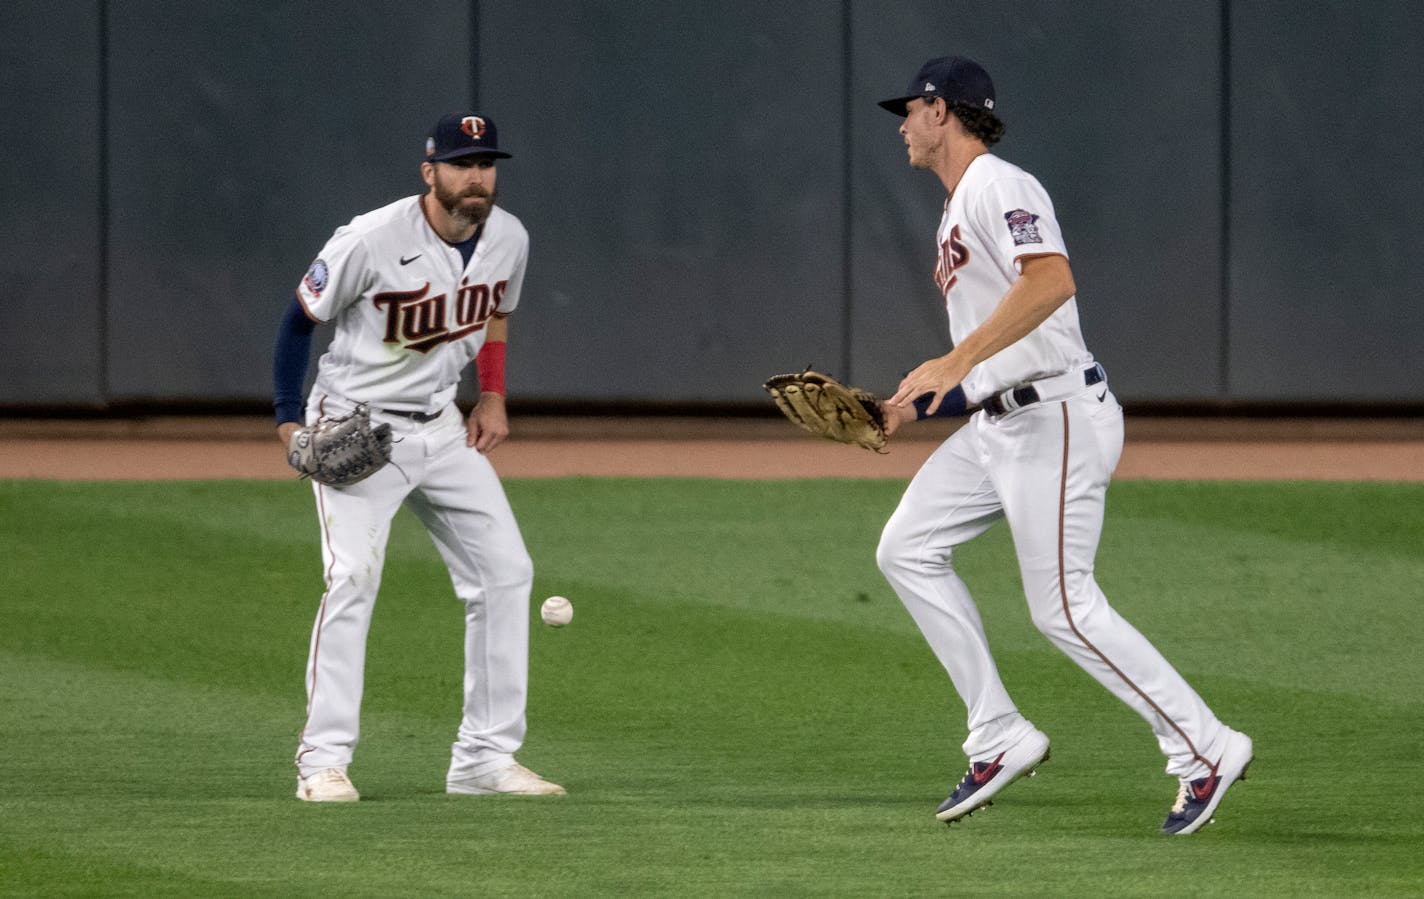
1004,209,1043,246
303,259,330,297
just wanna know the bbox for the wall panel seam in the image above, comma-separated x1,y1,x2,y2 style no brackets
1218,0,1232,398
840,0,854,378
98,0,111,405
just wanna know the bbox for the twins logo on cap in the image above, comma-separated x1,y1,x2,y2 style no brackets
425,111,512,161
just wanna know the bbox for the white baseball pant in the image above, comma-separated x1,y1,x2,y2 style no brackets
294,402,532,783
877,377,1230,779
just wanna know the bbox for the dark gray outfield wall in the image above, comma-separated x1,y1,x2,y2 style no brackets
3,1,1420,409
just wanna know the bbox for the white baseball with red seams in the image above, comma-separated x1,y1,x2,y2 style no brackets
876,151,1236,783
540,596,573,627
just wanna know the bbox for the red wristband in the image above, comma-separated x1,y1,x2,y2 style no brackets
476,340,506,396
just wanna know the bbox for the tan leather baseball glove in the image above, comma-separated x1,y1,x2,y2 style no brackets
763,368,888,453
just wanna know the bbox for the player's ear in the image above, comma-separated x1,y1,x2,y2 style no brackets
420,161,436,188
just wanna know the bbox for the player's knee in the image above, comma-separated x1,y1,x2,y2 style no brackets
494,548,534,590
1023,571,1098,639
877,523,949,580
876,525,910,578
1026,598,1069,639
325,558,384,593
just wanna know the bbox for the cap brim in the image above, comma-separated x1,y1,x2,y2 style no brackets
429,148,513,161
877,96,915,116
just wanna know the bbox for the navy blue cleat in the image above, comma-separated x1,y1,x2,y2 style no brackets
1161,729,1253,835
935,728,1050,823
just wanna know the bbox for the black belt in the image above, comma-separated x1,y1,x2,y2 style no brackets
980,364,1105,417
381,407,443,423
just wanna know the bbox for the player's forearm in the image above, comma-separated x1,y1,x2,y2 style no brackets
953,258,1075,370
476,315,509,397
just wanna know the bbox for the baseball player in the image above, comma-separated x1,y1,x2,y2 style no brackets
873,57,1251,834
272,112,563,802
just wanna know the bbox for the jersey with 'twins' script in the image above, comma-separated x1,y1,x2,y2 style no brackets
934,153,1092,403
296,196,528,414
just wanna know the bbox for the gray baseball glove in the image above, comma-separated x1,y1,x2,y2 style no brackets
763,368,888,453
287,404,393,487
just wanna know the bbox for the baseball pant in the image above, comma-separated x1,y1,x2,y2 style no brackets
294,403,533,781
877,380,1229,778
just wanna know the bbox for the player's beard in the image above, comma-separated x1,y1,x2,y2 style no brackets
904,123,945,171
906,136,937,170
432,176,496,228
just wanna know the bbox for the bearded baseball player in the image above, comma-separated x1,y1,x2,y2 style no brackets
873,57,1251,834
272,112,564,802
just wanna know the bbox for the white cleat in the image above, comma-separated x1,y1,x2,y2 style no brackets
447,762,566,796
1161,728,1254,835
936,728,1051,823
296,767,360,802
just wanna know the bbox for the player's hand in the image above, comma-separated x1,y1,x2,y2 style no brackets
882,400,916,438
277,421,302,447
888,353,973,415
467,393,509,453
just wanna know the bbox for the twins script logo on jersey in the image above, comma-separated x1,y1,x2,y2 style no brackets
303,259,329,297
934,225,970,298
1005,209,1043,246
372,279,508,353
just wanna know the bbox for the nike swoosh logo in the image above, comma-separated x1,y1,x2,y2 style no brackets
1191,763,1221,802
1097,390,1107,402
400,254,422,265
972,751,1006,785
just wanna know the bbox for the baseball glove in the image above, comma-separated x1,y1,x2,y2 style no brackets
763,368,888,453
287,404,393,487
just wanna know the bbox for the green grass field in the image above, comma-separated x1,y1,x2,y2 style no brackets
2,477,1421,896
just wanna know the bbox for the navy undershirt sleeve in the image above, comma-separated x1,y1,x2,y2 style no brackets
911,385,969,420
273,296,317,425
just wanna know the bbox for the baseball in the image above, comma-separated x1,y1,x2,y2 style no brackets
540,596,573,627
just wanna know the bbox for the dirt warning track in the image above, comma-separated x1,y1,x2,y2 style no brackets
0,415,1421,481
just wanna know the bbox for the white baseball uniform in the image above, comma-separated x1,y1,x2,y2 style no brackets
877,153,1230,779
292,195,534,783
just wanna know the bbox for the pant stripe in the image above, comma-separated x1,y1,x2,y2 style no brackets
1055,402,1208,768
294,482,337,772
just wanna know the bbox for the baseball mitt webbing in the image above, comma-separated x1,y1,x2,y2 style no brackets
764,368,888,452
287,404,394,487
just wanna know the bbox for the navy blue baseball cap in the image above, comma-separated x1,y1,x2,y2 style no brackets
878,56,996,117
425,112,512,162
